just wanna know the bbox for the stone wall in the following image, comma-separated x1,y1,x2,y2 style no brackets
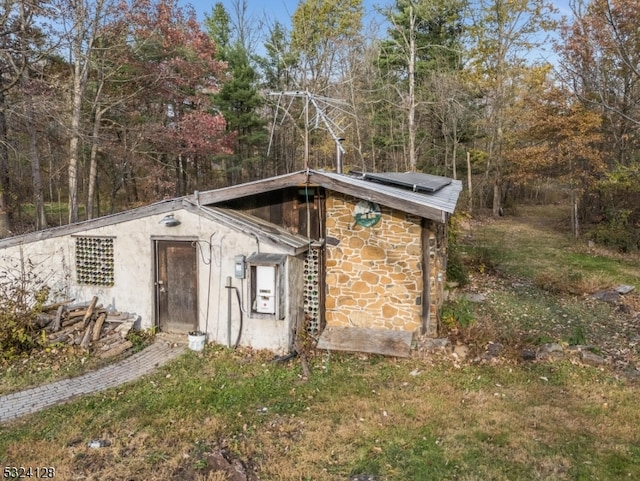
324,192,424,332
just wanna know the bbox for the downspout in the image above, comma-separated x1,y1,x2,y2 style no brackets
226,276,232,347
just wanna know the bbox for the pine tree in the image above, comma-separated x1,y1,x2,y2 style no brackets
205,2,267,184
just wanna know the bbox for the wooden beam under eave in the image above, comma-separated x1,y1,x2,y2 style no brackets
193,171,311,206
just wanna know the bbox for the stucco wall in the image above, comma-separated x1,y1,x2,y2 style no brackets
324,192,424,332
0,208,298,354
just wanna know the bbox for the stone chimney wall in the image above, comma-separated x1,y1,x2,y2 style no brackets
324,192,424,332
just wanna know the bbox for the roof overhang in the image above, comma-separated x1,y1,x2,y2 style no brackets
191,170,462,223
0,198,185,249
193,205,310,256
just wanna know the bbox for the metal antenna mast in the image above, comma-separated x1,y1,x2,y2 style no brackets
268,90,348,173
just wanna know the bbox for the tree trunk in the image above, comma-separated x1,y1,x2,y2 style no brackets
68,0,100,224
571,189,579,239
87,108,102,220
452,124,458,180
68,57,83,224
467,151,473,214
407,4,417,172
492,178,502,217
23,72,47,230
0,86,12,237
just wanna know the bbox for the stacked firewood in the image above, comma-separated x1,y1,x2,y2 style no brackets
36,296,137,359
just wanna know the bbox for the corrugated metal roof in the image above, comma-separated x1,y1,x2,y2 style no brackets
198,206,310,255
315,171,463,216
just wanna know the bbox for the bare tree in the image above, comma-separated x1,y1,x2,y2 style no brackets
53,0,114,224
0,0,37,236
467,0,557,216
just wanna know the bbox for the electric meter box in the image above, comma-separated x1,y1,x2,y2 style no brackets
255,265,276,314
234,255,246,279
246,252,287,320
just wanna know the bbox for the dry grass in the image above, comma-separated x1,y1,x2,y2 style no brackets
2,204,640,480
2,348,640,480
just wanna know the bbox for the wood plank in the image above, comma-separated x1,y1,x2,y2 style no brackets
51,305,64,332
82,296,99,328
99,340,133,359
41,298,75,312
80,320,95,350
92,313,107,341
316,326,413,358
194,171,307,205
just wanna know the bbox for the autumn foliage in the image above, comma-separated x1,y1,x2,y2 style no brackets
0,0,638,249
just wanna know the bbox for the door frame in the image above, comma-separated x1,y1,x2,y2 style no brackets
152,236,199,333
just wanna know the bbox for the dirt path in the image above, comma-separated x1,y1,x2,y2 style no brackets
458,207,640,375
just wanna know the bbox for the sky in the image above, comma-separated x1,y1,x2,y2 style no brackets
181,0,572,64
183,0,386,30
183,0,573,27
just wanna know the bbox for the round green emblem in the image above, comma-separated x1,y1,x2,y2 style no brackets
354,200,381,227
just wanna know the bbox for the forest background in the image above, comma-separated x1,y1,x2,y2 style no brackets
1,0,638,252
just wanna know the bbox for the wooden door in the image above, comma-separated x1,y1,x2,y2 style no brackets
155,240,198,333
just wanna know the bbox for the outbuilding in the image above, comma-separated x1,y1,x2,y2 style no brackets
0,169,461,356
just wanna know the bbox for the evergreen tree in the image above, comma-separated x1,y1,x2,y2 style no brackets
205,2,267,184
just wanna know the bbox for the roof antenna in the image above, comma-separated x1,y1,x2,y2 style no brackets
268,90,349,173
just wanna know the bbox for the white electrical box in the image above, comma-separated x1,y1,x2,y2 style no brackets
255,265,276,314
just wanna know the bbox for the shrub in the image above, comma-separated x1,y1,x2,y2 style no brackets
0,258,52,360
127,327,157,353
441,297,475,333
586,165,640,252
588,213,639,253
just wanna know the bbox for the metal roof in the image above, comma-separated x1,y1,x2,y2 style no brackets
198,206,310,255
314,171,463,220
192,169,463,223
0,169,462,248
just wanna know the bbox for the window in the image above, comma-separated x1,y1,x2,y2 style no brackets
75,237,115,286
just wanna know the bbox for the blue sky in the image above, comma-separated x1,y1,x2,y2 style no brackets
183,0,572,26
183,0,387,28
182,0,571,64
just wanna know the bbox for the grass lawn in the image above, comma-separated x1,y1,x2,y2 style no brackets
1,349,639,480
1,205,639,480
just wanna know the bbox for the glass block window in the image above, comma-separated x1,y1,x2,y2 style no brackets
304,246,321,337
75,237,115,286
